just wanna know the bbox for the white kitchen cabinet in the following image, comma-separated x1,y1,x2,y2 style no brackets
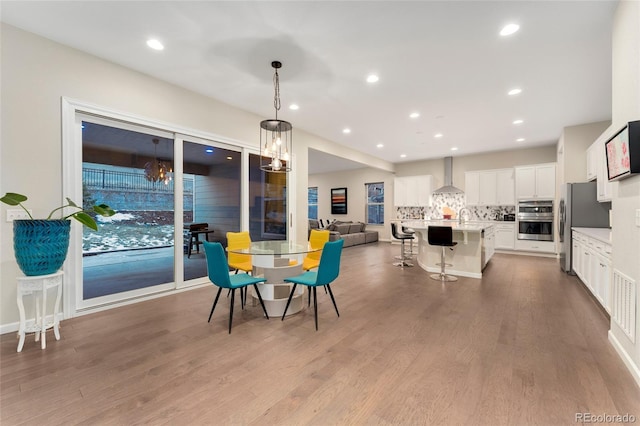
416,175,434,206
594,251,611,311
394,177,407,206
515,166,536,199
394,175,433,207
465,171,480,206
572,238,581,275
572,229,612,313
495,223,515,250
514,239,555,253
496,169,515,205
479,171,497,205
586,143,598,181
465,168,514,206
515,163,556,199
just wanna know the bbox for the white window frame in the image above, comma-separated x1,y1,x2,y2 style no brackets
365,182,384,225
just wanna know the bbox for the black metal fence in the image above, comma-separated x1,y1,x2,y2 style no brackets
83,168,193,194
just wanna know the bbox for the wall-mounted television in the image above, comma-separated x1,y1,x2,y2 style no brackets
605,120,640,181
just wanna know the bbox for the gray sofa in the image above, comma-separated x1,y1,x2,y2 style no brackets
309,220,378,247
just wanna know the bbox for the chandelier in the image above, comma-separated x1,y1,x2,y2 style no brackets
144,138,173,185
260,61,293,173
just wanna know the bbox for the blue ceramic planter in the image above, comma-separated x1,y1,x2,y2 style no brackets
13,220,71,276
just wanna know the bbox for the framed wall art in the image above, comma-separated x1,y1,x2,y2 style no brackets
331,187,348,214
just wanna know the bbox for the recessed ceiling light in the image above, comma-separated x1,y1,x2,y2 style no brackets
508,88,522,96
146,39,164,50
289,104,299,110
451,147,459,151
500,24,520,36
343,128,351,134
226,156,233,160
205,148,214,153
376,143,384,148
434,133,443,138
409,112,420,119
400,154,407,158
516,138,525,142
366,74,379,83
513,119,524,125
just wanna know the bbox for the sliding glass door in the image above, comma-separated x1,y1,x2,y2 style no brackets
63,99,295,316
81,120,176,306
182,139,241,282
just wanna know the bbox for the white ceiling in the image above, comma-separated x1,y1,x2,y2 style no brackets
1,1,616,171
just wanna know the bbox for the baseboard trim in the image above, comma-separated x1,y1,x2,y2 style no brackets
608,330,640,388
0,313,65,335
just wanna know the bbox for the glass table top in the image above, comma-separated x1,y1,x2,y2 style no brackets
227,241,320,255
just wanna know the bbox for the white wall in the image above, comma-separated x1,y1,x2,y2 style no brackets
558,121,611,184
608,0,640,385
309,167,394,240
0,23,392,327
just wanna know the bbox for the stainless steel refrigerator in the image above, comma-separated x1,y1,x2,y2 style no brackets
558,181,610,273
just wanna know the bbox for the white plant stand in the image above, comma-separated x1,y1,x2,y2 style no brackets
16,271,63,352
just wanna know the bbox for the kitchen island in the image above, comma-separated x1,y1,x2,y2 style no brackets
401,220,495,279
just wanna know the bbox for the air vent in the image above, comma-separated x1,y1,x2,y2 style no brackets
612,269,636,343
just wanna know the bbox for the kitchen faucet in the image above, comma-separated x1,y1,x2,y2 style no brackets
458,207,471,224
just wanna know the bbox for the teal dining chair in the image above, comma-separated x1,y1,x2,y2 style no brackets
281,239,344,330
203,241,269,333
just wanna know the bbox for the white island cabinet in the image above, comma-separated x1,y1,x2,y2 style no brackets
402,220,495,279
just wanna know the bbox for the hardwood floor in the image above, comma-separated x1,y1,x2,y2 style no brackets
2,242,639,425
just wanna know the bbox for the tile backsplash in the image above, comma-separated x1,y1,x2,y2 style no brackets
396,193,515,220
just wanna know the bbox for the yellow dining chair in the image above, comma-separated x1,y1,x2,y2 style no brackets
226,231,253,306
303,230,330,271
226,231,253,274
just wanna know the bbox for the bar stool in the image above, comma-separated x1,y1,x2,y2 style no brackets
428,226,458,281
391,222,414,267
402,226,416,256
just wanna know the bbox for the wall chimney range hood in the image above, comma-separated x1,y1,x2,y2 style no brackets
433,156,464,194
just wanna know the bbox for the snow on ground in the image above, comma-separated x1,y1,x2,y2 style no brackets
85,211,180,253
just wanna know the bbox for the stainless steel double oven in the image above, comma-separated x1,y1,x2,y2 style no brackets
517,200,554,241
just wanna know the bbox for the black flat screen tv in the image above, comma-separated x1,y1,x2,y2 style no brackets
605,120,640,181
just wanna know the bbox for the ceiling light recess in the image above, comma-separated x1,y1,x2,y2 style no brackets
434,133,443,139
366,74,379,83
289,104,299,110
342,128,351,134
513,119,524,125
409,112,420,119
500,24,520,36
508,88,522,96
376,143,384,148
146,39,164,50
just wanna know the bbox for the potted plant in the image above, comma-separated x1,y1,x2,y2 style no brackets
1,192,115,276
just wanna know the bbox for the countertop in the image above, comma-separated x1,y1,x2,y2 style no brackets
402,219,494,232
572,227,612,245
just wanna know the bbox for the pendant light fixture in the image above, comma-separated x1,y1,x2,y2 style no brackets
144,138,173,185
260,60,292,173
